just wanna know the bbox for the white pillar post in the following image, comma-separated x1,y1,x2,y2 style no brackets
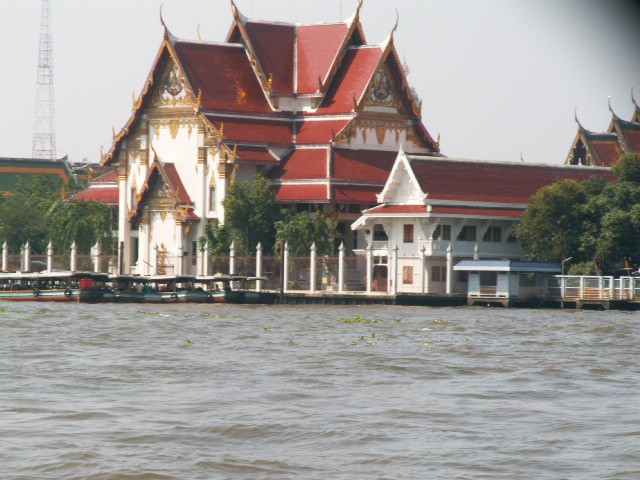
473,243,479,260
70,241,77,271
117,169,130,274
446,243,453,294
92,241,101,273
391,244,398,294
23,242,31,273
203,241,210,276
255,243,263,292
365,243,373,293
283,241,289,293
338,242,345,293
229,241,236,275
175,222,184,276
310,242,317,292
2,241,8,272
420,243,426,294
46,241,53,272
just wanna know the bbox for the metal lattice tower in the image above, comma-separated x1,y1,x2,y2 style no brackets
32,0,57,160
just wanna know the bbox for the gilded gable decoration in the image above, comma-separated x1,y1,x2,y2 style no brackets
367,66,401,109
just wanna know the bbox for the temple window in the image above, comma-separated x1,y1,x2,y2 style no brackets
507,231,517,243
403,224,414,243
432,266,447,283
402,266,414,284
373,225,388,241
457,226,476,242
433,225,451,240
483,226,502,243
209,186,216,211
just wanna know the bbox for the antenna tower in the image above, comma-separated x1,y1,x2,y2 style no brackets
32,0,57,160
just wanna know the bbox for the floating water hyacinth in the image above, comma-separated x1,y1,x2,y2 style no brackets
336,315,380,323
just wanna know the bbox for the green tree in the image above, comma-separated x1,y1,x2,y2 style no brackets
0,175,115,257
275,211,338,257
199,219,231,255
514,179,587,262
516,160,640,273
612,152,640,183
48,199,115,254
0,175,61,252
222,174,283,254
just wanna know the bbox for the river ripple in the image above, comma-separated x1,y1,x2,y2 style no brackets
1,303,639,479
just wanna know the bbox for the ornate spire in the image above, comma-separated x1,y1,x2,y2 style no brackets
160,4,176,42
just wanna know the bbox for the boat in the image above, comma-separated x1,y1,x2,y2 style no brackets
0,271,113,303
109,275,145,303
195,275,245,303
230,276,277,304
135,275,209,303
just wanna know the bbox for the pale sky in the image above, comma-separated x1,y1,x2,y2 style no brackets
1,0,638,165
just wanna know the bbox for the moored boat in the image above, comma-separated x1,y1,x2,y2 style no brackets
136,275,209,303
196,275,245,303
0,271,113,303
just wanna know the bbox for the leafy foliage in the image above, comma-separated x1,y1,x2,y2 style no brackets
275,211,338,257
222,174,283,254
0,175,115,255
515,156,640,273
198,219,231,255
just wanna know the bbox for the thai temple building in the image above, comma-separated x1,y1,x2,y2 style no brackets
90,1,620,288
566,94,640,166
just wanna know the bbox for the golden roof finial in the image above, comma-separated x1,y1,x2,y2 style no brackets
265,73,273,93
197,23,204,42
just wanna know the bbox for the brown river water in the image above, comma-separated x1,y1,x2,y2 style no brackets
1,302,639,479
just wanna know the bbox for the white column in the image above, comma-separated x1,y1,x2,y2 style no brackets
23,242,31,273
70,241,77,271
203,241,210,276
473,243,479,260
365,243,372,293
92,241,101,273
139,222,150,275
420,243,426,294
255,243,263,292
175,221,184,276
2,241,8,272
446,243,453,294
338,242,345,293
391,244,398,294
117,171,130,274
229,241,236,275
310,242,317,292
283,241,290,293
46,241,53,272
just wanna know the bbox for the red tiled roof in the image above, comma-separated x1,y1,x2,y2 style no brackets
409,158,615,204
91,169,118,183
332,185,380,203
316,47,383,114
295,118,351,144
590,140,621,167
162,162,192,205
235,146,279,164
366,204,429,214
268,149,327,180
297,23,350,94
243,21,295,95
205,115,293,145
333,148,397,182
624,130,640,152
73,187,119,205
173,41,272,113
275,183,327,201
430,206,523,218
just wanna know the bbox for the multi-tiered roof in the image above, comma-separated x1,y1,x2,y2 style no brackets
566,93,640,167
101,1,439,206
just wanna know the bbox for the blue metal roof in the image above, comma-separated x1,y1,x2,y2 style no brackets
454,260,561,273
